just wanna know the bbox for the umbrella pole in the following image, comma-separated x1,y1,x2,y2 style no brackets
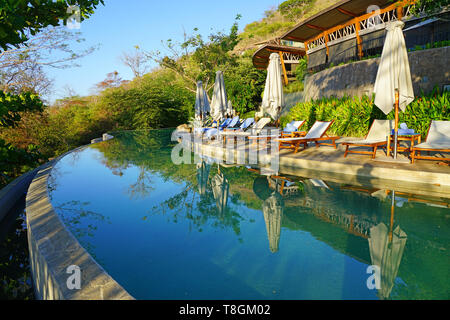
389,190,395,243
393,89,399,160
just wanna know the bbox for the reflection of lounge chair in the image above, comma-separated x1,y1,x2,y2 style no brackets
411,121,450,164
309,179,330,189
276,121,340,153
342,120,394,159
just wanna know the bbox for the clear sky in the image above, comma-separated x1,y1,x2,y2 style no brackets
46,0,280,102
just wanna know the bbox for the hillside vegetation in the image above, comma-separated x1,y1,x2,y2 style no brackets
235,0,340,53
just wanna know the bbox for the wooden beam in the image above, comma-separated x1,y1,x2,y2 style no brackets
305,24,327,31
306,1,416,45
279,51,289,86
284,35,307,42
337,8,358,17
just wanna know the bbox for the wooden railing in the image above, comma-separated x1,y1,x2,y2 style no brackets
304,0,418,58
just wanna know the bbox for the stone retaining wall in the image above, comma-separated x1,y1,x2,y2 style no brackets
303,46,450,102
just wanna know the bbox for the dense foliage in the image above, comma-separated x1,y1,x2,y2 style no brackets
282,89,450,138
0,0,104,50
0,92,44,186
279,0,316,19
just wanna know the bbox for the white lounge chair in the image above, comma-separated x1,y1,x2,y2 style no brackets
221,118,272,139
248,120,306,142
342,120,394,159
276,121,340,153
411,120,450,163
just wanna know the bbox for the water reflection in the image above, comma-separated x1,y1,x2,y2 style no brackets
368,191,407,300
211,166,230,216
196,161,211,196
262,192,284,254
48,130,449,300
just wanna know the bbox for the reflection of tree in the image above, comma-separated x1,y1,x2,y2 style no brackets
54,200,110,257
127,166,155,200
0,212,33,300
146,165,246,237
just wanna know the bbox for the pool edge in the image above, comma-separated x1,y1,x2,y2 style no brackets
26,144,134,300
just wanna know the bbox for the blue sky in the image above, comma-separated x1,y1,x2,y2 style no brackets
46,0,280,102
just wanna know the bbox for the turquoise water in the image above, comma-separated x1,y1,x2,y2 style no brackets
48,130,450,300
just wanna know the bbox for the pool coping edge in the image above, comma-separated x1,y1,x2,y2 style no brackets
26,144,135,300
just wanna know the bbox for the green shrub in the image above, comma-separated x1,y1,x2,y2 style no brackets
284,89,449,138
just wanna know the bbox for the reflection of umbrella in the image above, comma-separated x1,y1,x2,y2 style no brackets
211,171,229,215
196,161,211,195
195,81,210,120
371,190,408,207
374,21,414,159
260,53,285,121
368,191,407,299
262,192,284,253
253,176,271,201
210,71,228,121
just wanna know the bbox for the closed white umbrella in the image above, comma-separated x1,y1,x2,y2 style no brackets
195,81,210,121
210,71,228,121
260,53,285,121
374,21,414,159
226,100,234,117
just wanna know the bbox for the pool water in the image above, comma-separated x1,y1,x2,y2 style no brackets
48,130,450,300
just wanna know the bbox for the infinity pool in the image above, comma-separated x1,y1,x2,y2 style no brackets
48,130,449,300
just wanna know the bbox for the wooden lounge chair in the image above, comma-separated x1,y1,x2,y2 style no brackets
247,120,306,145
276,121,340,153
342,120,394,159
280,120,307,138
411,121,450,164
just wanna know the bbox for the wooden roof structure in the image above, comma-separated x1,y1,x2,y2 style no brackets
252,43,306,70
281,0,399,43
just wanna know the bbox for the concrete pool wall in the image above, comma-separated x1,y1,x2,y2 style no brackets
26,143,134,300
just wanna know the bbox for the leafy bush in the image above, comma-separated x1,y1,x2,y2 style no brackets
224,55,266,115
283,89,450,138
0,92,45,188
279,0,316,20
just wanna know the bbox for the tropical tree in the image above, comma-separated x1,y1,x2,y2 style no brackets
120,45,151,78
146,15,241,95
0,0,104,188
0,0,104,50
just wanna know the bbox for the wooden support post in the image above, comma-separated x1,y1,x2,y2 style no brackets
396,5,403,20
355,19,363,59
324,32,330,59
279,51,289,86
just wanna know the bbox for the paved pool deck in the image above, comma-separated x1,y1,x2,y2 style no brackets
194,138,450,197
